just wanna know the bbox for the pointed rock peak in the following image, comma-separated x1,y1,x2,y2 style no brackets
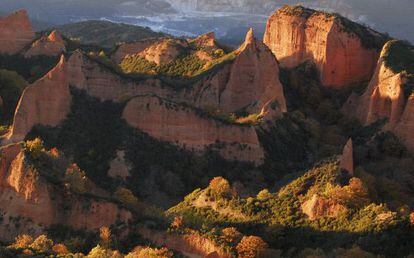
48,30,63,42
340,138,354,175
244,28,255,45
57,54,66,67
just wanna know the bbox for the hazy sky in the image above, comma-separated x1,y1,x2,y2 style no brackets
0,0,412,42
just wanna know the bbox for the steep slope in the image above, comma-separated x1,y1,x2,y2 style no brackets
24,30,66,58
343,40,414,151
0,10,35,55
264,5,387,88
8,55,71,143
219,28,286,115
123,95,264,164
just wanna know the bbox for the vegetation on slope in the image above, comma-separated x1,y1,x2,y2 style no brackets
57,20,165,48
0,69,27,122
168,159,414,257
382,40,414,96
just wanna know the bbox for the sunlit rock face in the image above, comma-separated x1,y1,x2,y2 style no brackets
0,143,131,242
122,95,264,164
343,40,414,151
9,55,72,143
24,30,66,58
264,5,386,89
219,28,286,115
0,10,35,55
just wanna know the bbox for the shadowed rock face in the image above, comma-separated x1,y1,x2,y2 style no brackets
24,30,66,58
264,6,386,89
343,40,414,152
123,95,264,164
0,10,35,55
340,138,354,175
0,143,131,242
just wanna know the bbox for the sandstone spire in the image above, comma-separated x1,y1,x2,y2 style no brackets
220,28,287,116
340,138,354,175
8,54,71,143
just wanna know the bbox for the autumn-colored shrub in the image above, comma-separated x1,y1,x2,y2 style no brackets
221,227,243,245
208,177,232,199
52,243,69,254
11,234,33,249
236,236,268,258
114,187,139,207
29,235,54,253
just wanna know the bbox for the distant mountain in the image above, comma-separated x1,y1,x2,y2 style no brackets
56,20,166,48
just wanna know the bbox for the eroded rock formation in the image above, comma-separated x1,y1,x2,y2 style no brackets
139,228,233,258
301,194,347,220
0,143,131,242
24,30,66,57
0,10,35,55
123,95,264,164
112,38,165,64
220,28,286,115
8,55,71,143
189,29,287,118
264,5,386,88
343,40,414,151
340,138,354,175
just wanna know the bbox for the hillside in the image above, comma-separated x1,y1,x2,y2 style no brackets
0,5,413,258
57,20,166,48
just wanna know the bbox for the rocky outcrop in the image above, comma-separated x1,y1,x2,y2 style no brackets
301,194,347,220
0,143,131,242
8,55,71,143
264,5,386,88
139,228,232,258
342,40,414,151
0,10,35,55
188,29,286,118
138,38,186,65
220,28,286,115
24,30,66,58
190,32,217,52
123,95,264,164
340,138,354,175
108,150,130,180
7,51,176,143
111,38,163,64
